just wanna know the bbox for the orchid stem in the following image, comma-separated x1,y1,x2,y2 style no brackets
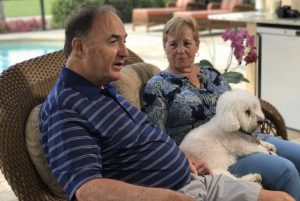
225,47,233,73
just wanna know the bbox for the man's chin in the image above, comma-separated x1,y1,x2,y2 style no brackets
110,72,122,82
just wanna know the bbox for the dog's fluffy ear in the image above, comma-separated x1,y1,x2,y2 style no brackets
216,91,240,132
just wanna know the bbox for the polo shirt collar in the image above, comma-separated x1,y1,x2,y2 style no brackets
59,66,117,100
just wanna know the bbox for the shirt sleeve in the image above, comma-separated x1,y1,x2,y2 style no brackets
42,106,103,200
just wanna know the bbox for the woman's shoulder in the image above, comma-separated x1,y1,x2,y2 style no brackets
143,71,166,92
199,64,222,76
198,64,230,89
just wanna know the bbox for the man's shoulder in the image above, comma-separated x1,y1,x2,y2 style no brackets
53,80,86,105
40,80,79,115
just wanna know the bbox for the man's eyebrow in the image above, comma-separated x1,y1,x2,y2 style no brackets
111,34,127,39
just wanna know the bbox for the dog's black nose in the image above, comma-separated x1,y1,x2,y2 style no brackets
257,120,264,125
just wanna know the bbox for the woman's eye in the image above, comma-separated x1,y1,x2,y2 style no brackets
170,43,177,48
184,42,192,47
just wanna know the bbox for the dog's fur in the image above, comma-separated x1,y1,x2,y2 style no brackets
180,89,276,182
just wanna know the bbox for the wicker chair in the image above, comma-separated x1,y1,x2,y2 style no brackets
0,49,143,201
0,48,286,201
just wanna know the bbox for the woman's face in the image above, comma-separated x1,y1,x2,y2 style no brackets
164,26,199,74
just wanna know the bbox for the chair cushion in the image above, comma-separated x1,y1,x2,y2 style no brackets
113,62,160,109
133,8,180,15
25,104,67,198
174,9,230,18
25,62,160,197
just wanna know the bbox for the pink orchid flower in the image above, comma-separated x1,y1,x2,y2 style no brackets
222,29,258,68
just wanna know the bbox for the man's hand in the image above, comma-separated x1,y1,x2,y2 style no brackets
183,151,212,176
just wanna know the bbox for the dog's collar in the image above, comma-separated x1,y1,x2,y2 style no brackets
236,129,261,144
238,128,253,136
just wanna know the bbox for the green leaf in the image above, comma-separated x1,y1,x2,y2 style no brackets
195,60,250,84
198,59,214,68
223,72,249,84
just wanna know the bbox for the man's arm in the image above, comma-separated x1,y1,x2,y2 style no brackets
75,177,296,201
75,178,196,201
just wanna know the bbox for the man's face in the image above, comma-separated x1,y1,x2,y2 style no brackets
81,12,128,86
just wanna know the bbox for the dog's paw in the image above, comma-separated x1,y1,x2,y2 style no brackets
261,141,277,155
240,173,262,184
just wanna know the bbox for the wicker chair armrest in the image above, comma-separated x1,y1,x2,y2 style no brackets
125,49,144,65
260,99,287,140
207,2,221,10
232,3,255,12
185,2,207,10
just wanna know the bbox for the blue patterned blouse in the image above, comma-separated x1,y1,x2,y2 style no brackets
141,65,231,144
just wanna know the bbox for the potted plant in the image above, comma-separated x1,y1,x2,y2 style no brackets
199,29,258,84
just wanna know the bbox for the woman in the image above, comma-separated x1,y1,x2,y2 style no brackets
141,16,300,200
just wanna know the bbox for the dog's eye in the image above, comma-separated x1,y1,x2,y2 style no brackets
245,109,251,116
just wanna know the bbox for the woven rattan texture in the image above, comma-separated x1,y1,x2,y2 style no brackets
0,49,143,201
260,100,287,140
125,49,143,65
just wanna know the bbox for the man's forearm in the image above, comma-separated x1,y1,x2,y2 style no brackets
75,178,196,201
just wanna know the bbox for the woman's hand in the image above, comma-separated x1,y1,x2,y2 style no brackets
183,151,213,176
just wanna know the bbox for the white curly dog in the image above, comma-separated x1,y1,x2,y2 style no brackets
180,89,276,183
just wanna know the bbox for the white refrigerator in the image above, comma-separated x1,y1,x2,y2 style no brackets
257,25,300,131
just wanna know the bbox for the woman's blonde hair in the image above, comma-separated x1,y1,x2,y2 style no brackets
163,16,200,46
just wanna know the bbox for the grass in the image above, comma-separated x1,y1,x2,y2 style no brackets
3,0,54,18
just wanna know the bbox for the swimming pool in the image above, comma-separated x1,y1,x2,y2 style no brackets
0,42,62,73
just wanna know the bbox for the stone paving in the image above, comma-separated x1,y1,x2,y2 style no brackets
0,23,299,201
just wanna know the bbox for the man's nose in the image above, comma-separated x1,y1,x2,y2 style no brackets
120,42,129,58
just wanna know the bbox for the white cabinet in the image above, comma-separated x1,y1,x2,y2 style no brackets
257,26,300,131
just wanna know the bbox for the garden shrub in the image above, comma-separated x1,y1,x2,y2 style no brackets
51,0,104,29
108,0,168,22
51,0,169,28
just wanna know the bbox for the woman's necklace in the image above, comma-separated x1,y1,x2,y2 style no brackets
100,85,106,90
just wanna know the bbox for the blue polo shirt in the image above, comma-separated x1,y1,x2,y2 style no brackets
39,67,191,200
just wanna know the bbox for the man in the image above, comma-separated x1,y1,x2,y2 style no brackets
39,4,294,201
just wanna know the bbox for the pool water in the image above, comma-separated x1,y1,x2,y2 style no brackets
0,42,62,73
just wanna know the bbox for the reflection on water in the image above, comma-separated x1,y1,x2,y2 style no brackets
0,42,62,73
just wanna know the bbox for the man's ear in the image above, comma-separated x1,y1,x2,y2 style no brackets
71,37,85,58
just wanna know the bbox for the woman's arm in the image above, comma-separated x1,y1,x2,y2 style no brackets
76,178,196,201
